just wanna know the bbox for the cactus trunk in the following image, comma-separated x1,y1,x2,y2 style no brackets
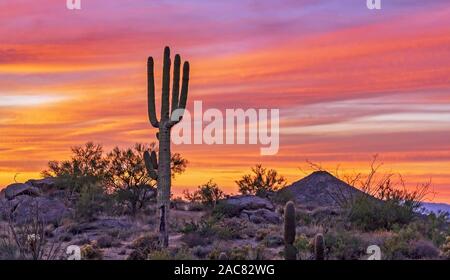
284,201,297,260
157,126,171,247
314,233,325,260
144,46,190,247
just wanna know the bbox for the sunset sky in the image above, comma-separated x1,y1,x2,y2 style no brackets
1,0,449,202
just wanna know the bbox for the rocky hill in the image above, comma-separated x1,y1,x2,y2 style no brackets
279,171,367,207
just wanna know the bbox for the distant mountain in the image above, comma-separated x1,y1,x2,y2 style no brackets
279,171,369,207
420,202,450,216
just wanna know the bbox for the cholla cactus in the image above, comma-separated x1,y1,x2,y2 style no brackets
284,201,297,260
314,233,325,260
144,47,190,247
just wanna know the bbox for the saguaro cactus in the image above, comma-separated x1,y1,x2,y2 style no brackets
314,233,325,260
144,46,190,247
284,201,297,260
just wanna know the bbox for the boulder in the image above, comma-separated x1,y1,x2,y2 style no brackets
4,183,41,200
241,208,281,224
26,177,57,193
222,195,274,211
0,197,9,220
9,196,70,224
64,217,135,236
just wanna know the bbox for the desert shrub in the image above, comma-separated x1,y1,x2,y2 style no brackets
179,219,216,237
148,249,172,260
212,202,241,218
347,197,416,231
272,189,295,205
325,230,365,260
75,184,110,221
183,180,224,208
81,242,103,260
263,234,284,248
382,224,422,260
212,218,248,240
208,245,265,260
4,205,63,260
191,246,212,259
236,164,286,197
180,218,239,246
181,217,248,244
295,210,313,226
96,235,115,248
0,229,20,260
208,246,256,260
59,233,73,242
423,211,449,246
181,232,211,247
255,228,270,242
320,156,431,232
294,234,310,253
127,233,160,260
441,236,450,259
148,247,194,260
188,203,206,211
409,239,440,259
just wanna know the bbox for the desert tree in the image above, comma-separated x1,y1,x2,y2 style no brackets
42,142,108,196
183,180,225,208
106,143,187,215
236,164,287,196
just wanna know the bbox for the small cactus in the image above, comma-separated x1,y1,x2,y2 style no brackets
283,201,297,260
314,233,325,260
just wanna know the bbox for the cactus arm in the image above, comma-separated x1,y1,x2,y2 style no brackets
144,151,158,180
178,61,190,110
171,54,181,113
150,150,158,169
168,61,190,127
161,46,171,121
147,57,159,128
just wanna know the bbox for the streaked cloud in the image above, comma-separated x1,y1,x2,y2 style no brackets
0,0,450,202
0,94,67,107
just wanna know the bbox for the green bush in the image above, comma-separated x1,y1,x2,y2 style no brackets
324,230,365,260
212,203,241,218
75,184,109,221
148,247,194,260
183,180,224,208
382,223,441,260
208,244,267,260
127,233,160,260
346,196,416,231
235,164,286,196
272,189,295,205
81,243,103,260
294,234,310,253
